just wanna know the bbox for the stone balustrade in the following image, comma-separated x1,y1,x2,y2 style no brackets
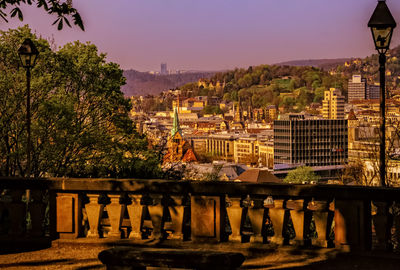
0,177,400,252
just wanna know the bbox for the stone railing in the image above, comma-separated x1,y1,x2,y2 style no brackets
0,178,400,251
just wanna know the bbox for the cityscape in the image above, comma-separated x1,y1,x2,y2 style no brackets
1,0,400,269
131,58,400,186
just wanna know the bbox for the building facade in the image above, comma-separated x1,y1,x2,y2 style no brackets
233,135,258,164
161,63,167,75
348,75,367,102
274,117,348,167
366,84,380,100
322,88,345,119
206,134,236,162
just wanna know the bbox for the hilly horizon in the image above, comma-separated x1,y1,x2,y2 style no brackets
121,70,215,97
123,44,400,97
121,58,350,97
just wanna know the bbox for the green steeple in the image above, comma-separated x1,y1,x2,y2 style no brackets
171,108,181,136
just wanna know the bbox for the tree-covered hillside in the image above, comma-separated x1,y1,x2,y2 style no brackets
176,44,400,113
179,65,347,113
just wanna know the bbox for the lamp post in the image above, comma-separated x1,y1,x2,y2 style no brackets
18,38,39,177
368,0,396,187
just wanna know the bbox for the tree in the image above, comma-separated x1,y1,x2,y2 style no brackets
0,0,84,30
340,161,368,185
202,105,222,115
313,87,326,103
0,26,161,178
284,166,320,184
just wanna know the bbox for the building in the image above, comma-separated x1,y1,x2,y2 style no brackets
265,105,277,123
258,141,274,169
233,135,259,165
274,115,348,167
163,109,197,164
367,84,380,100
348,75,380,102
206,134,236,161
348,75,367,102
322,88,345,119
161,63,167,75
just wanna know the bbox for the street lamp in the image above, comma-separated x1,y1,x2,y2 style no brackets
368,0,396,187
18,38,39,177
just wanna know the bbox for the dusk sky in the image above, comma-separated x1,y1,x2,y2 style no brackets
1,0,400,72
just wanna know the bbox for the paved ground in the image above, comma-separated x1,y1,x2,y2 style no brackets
0,245,105,270
1,239,400,269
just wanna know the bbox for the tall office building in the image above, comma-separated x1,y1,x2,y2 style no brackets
348,75,367,102
322,88,345,119
366,84,380,100
161,63,167,75
274,115,348,167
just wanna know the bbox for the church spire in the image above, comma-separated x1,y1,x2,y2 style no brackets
171,107,181,136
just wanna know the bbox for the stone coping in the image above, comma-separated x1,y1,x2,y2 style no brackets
0,177,400,201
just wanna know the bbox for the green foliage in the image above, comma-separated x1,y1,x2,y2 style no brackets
183,64,349,113
313,87,326,103
0,0,84,30
0,26,161,178
202,105,222,115
283,166,320,184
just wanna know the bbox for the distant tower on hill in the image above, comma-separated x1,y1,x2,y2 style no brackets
161,63,167,75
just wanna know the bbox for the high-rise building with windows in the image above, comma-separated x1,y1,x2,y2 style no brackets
161,63,167,75
367,84,380,100
274,115,348,168
322,88,345,119
348,75,367,102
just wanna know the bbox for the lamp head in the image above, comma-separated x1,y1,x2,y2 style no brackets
368,0,397,54
18,38,39,68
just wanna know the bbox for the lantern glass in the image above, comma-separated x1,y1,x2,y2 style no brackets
18,38,39,69
19,53,38,68
371,26,394,53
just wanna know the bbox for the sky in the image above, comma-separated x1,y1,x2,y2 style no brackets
1,0,400,72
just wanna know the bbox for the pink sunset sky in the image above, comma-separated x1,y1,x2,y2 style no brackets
1,0,400,71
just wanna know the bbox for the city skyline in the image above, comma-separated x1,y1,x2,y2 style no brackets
0,0,400,71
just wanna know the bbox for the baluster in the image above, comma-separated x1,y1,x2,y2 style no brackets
182,194,191,241
147,195,163,240
8,190,25,237
308,200,333,247
127,194,143,239
248,198,265,243
225,196,242,241
372,201,393,250
106,195,125,238
262,196,275,243
286,199,307,245
268,199,285,244
29,190,46,237
0,190,12,235
85,194,103,238
240,195,253,242
391,201,400,252
165,195,185,240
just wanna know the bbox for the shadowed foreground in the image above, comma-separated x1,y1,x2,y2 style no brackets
1,240,400,270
